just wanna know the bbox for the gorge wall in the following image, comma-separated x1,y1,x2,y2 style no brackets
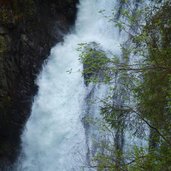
0,0,78,168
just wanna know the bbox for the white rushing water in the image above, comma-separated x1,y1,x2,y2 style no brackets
18,0,122,170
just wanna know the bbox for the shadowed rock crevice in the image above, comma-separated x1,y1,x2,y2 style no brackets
0,0,78,168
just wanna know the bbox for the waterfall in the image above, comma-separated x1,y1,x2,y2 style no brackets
17,0,123,170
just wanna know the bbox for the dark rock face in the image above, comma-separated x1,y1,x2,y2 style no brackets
0,0,78,168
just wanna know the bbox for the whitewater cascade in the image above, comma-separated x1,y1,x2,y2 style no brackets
18,0,122,170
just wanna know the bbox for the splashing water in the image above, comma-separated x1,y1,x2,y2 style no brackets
18,0,122,170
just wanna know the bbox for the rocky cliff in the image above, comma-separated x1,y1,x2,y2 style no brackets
0,0,78,168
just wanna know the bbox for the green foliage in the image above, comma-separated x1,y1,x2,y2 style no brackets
79,1,171,170
78,43,111,84
128,145,171,171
